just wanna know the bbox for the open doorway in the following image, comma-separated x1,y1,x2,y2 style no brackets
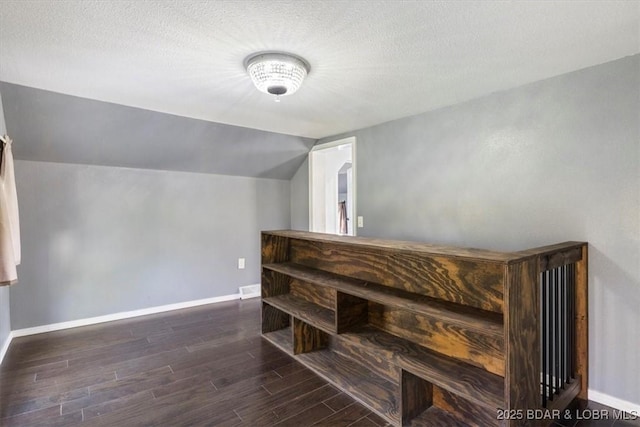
309,137,356,236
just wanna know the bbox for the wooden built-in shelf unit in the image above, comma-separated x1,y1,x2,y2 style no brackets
261,230,588,426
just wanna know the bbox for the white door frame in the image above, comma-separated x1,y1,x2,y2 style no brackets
308,136,357,235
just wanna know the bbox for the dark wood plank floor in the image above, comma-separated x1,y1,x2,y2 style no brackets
0,299,390,426
2,299,636,427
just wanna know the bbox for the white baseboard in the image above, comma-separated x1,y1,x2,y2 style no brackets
11,293,241,338
589,389,640,415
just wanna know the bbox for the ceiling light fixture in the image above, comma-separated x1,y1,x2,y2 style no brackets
244,52,310,101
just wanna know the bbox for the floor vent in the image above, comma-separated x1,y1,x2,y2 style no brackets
239,284,261,300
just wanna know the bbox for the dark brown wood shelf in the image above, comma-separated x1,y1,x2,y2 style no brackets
262,294,335,334
296,349,400,426
262,328,293,355
335,325,504,411
263,262,503,337
262,231,589,427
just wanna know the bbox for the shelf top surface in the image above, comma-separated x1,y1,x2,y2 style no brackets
263,230,585,263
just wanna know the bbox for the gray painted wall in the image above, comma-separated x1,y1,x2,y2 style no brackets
11,160,290,329
299,55,639,404
0,82,315,180
0,89,11,352
290,157,309,231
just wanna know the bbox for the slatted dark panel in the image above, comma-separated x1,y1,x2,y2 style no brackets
540,263,577,407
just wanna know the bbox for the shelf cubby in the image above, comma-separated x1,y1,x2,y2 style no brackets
262,327,293,355
297,349,401,426
293,317,328,355
261,303,293,354
262,293,335,334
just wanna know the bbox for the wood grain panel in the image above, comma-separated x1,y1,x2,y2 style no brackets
289,238,504,313
368,303,505,376
504,257,540,427
261,303,290,334
433,385,498,427
293,318,328,355
290,279,335,310
261,233,290,264
402,370,433,425
575,245,588,401
336,292,368,333
261,269,290,298
328,333,399,383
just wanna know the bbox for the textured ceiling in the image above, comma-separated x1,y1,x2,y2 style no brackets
0,0,638,139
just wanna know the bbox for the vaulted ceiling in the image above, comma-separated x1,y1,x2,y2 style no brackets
1,1,638,140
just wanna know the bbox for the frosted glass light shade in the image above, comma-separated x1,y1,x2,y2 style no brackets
245,52,310,97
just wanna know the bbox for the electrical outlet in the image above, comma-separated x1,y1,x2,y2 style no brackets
357,216,364,228
238,258,245,269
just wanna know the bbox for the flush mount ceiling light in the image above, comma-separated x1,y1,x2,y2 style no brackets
244,52,310,100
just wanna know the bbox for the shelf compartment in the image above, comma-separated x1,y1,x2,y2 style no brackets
261,268,290,298
336,292,368,333
290,278,335,310
262,303,293,354
432,385,499,427
262,302,290,334
336,325,504,412
402,370,434,425
293,317,328,355
263,327,293,355
368,301,504,376
263,262,503,337
329,333,398,383
262,293,335,334
297,349,400,426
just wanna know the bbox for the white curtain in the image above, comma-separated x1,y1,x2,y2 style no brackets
0,136,20,285
338,201,348,235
